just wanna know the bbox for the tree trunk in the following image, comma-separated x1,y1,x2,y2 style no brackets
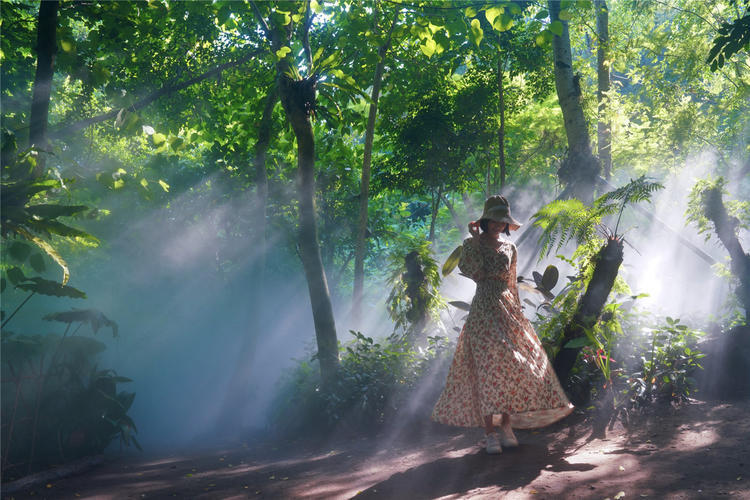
428,187,442,242
553,237,623,385
497,52,507,192
28,0,59,177
278,75,339,387
352,12,398,324
596,0,612,181
704,187,750,321
440,192,465,233
548,0,600,203
253,85,277,280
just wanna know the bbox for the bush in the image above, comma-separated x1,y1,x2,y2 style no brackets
1,326,139,482
269,331,454,437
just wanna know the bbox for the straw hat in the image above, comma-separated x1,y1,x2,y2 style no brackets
479,195,522,230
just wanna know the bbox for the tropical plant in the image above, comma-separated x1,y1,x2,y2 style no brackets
1,309,138,481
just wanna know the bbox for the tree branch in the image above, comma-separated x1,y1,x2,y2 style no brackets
47,48,263,141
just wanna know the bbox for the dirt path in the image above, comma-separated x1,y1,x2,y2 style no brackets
3,400,750,500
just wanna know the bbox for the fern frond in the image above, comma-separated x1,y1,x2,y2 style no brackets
533,199,602,258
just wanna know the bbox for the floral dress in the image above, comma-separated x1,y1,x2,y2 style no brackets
432,237,574,429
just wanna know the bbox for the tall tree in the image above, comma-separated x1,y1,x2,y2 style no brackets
352,5,400,325
548,0,600,202
28,0,58,178
252,1,339,387
596,0,612,180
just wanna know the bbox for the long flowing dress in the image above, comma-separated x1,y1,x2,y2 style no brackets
432,236,574,429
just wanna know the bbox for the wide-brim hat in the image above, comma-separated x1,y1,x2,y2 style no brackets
479,195,522,230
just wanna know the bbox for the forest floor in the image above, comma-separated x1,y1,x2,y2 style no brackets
3,399,750,500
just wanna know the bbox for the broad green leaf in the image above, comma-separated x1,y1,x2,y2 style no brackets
535,9,549,19
310,0,322,13
549,20,563,36
152,133,166,146
13,227,70,285
558,9,573,21
470,19,483,47
26,204,88,218
7,267,25,285
420,37,436,57
485,6,502,26
564,337,591,348
464,6,476,17
448,300,471,311
8,241,31,262
60,39,75,53
442,245,462,276
493,14,514,32
113,179,125,189
29,253,45,273
158,180,170,192
16,278,86,298
140,178,149,189
276,46,291,59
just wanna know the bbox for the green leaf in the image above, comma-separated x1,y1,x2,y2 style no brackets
158,180,170,192
26,204,89,219
140,178,149,189
29,253,45,273
464,6,477,17
485,6,503,26
564,336,591,348
493,13,514,32
17,278,86,298
558,9,573,21
419,37,436,57
276,46,292,59
442,245,462,276
151,133,166,146
310,0,322,13
470,19,483,47
549,20,564,36
448,300,471,311
113,179,125,190
535,9,549,19
6,266,25,285
8,241,31,262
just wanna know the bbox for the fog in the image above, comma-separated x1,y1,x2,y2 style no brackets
4,149,746,455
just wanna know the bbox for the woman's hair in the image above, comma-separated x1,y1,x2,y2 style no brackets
479,218,510,235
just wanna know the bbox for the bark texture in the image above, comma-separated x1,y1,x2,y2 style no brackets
548,0,600,203
553,238,623,385
278,74,340,387
704,187,750,320
28,0,59,177
596,0,612,180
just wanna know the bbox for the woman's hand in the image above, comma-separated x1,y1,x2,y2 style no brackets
468,220,481,238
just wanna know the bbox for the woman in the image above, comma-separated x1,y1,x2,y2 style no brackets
432,195,573,454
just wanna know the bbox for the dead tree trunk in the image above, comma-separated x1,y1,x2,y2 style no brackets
596,0,612,181
548,0,600,203
553,237,623,385
28,0,58,177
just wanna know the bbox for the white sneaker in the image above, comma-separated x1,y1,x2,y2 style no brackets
500,427,519,448
485,432,502,454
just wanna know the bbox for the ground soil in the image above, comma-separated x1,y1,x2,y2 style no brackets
3,399,750,500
